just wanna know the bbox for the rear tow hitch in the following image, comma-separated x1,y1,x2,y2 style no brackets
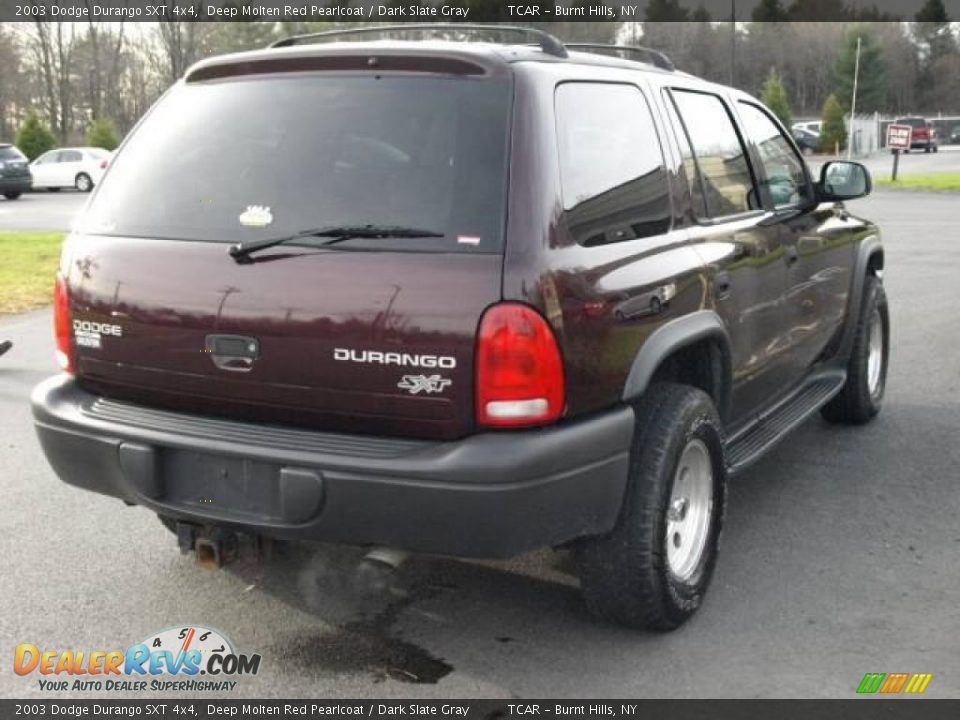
176,523,239,569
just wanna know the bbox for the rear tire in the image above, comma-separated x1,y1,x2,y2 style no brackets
75,173,93,192
575,383,727,631
822,274,889,424
3,192,20,200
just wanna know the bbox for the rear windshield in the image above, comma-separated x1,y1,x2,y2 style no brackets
0,146,25,160
80,75,512,253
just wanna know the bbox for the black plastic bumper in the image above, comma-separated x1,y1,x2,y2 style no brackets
0,176,31,193
32,375,633,558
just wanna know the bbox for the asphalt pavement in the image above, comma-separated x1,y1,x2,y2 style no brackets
0,189,89,231
1,188,958,700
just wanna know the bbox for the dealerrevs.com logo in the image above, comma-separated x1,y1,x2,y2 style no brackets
14,625,261,692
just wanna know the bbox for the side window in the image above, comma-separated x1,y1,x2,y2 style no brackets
35,151,57,164
660,90,707,219
669,89,758,219
555,82,671,246
60,151,82,163
738,102,812,208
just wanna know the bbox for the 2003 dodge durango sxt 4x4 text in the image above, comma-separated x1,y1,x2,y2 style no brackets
32,26,888,630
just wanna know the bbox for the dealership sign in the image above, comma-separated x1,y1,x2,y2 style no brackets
886,124,912,151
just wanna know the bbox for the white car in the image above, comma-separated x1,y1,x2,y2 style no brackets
792,121,822,135
30,147,111,192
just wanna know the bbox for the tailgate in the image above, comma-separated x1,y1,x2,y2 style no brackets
66,235,501,440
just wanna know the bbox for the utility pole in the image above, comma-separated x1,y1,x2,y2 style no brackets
730,0,737,86
847,35,861,160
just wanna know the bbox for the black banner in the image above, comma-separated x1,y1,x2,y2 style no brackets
3,700,960,719
1,0,958,23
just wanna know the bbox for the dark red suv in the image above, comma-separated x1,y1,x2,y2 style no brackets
32,27,887,630
895,116,938,153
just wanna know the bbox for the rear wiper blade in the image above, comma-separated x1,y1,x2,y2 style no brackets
229,225,443,262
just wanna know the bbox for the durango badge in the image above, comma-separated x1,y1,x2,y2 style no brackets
239,205,273,228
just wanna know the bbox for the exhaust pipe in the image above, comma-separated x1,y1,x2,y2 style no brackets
352,547,409,594
363,547,409,570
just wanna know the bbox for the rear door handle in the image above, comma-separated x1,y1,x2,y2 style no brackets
205,334,260,372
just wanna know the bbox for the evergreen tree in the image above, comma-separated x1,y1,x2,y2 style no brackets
15,112,56,161
819,94,847,153
645,0,690,21
760,68,793,127
752,0,788,22
915,0,954,60
691,5,711,22
833,26,886,113
85,117,119,151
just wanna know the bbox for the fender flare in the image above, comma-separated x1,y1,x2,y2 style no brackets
836,234,884,361
621,310,732,417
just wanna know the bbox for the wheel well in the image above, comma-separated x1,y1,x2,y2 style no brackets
867,250,884,277
649,338,730,419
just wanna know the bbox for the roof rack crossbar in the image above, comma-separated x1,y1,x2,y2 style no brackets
565,43,674,71
270,23,568,59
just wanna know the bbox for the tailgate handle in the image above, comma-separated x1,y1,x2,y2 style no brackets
205,334,259,372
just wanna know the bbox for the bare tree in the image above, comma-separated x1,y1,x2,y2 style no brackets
154,2,211,84
30,18,77,142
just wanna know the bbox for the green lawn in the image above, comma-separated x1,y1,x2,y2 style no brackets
0,231,64,314
874,172,960,191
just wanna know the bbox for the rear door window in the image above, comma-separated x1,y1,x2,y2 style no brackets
81,75,512,253
668,89,759,219
555,82,671,245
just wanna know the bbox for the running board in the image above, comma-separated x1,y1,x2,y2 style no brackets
725,370,846,475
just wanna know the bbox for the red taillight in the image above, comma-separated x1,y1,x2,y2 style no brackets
99,159,108,170
54,274,73,373
476,303,565,427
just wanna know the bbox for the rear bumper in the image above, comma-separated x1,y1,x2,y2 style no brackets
0,175,31,192
32,375,633,558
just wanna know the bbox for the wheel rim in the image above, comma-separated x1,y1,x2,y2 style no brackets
77,176,90,191
867,308,884,397
665,438,714,582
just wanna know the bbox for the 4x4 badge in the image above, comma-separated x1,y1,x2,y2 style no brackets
239,205,273,228
397,375,452,395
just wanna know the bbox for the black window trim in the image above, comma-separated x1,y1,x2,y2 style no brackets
665,86,767,227
553,78,675,246
735,99,816,212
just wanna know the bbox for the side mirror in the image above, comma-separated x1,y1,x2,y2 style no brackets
817,161,872,201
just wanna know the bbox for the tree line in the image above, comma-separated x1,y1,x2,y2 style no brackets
0,0,957,158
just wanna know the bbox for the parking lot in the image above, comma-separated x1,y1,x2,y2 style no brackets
0,189,88,231
1,174,959,698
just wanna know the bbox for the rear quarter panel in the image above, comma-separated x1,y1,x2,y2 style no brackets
501,63,708,419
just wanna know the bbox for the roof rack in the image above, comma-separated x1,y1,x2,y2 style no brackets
566,44,675,71
270,23,568,59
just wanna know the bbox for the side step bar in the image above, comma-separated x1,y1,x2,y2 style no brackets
725,370,846,475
